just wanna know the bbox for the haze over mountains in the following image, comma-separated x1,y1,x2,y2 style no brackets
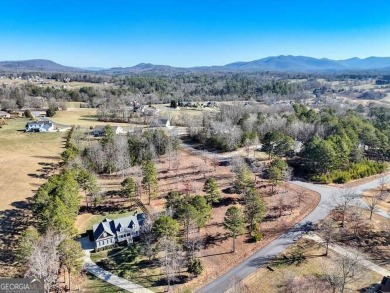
2,55,390,74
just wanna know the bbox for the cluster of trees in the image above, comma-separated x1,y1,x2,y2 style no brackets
222,165,267,251
19,129,88,291
119,74,296,101
138,195,210,289
189,100,389,183
82,126,180,174
296,105,389,182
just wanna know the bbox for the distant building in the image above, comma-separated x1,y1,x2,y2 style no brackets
0,111,11,119
31,111,47,118
25,121,54,132
150,118,171,128
92,125,125,136
92,213,146,251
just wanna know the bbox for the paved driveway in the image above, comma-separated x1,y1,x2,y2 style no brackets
84,252,154,293
197,176,389,293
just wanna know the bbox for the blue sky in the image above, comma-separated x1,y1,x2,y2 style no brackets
1,0,390,67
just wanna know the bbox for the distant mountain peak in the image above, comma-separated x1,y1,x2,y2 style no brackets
2,55,390,74
0,59,80,72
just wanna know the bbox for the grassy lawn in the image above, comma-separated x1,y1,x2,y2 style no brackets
237,239,382,293
0,118,63,211
81,273,123,293
51,108,147,128
0,118,63,277
91,244,164,292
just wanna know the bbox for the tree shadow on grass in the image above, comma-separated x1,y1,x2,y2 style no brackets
211,196,238,208
204,232,228,248
0,199,35,276
31,155,61,160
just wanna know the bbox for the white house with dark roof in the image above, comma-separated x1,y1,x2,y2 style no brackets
25,120,54,132
92,213,146,250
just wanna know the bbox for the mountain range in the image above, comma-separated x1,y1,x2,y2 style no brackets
2,56,390,74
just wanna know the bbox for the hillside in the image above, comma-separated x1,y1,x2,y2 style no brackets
0,59,80,72
3,56,390,74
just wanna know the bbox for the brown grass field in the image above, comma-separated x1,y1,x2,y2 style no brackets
0,118,64,277
50,108,144,128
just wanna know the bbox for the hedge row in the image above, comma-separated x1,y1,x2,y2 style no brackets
312,160,387,184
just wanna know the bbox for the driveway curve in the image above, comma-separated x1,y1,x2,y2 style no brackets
197,175,389,293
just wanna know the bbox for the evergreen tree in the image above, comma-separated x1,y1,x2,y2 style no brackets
58,239,84,291
74,167,99,209
121,177,137,206
244,188,267,232
235,165,255,194
187,258,203,277
203,177,221,204
152,216,180,238
223,206,244,252
101,124,115,145
142,160,158,205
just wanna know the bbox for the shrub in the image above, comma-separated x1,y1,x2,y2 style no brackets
251,223,263,242
311,160,387,184
187,258,203,277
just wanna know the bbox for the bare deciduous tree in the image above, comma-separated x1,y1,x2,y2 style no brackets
295,187,306,207
140,217,156,261
159,237,186,292
24,229,64,293
364,192,382,220
320,219,336,256
335,189,357,227
324,254,365,293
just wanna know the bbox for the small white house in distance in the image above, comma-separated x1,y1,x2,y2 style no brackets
25,121,54,132
92,213,146,251
150,118,171,128
92,125,125,136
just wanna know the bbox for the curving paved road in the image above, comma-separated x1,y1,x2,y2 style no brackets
197,176,389,293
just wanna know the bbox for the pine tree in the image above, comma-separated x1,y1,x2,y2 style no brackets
203,177,221,204
244,188,267,232
58,239,84,291
223,206,244,252
142,160,158,205
121,177,137,206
